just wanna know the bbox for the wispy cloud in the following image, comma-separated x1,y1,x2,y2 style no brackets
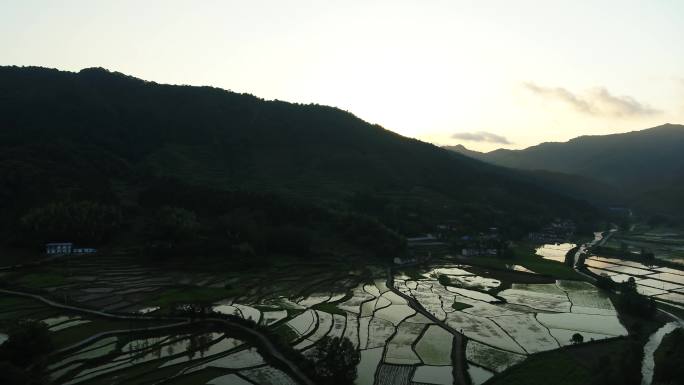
451,131,511,144
523,82,660,117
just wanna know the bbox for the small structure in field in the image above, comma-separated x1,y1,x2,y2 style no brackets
46,243,97,256
46,242,73,256
73,248,97,255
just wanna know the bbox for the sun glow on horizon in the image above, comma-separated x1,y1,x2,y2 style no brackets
2,0,683,152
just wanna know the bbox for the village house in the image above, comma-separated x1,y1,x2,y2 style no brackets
46,242,73,256
46,242,97,256
461,248,498,257
528,219,575,243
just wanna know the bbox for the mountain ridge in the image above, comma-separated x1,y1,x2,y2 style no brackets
0,65,598,241
445,124,684,219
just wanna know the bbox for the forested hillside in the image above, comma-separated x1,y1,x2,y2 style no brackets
0,66,597,259
446,124,684,220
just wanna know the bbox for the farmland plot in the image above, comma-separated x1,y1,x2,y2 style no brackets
412,365,454,385
384,321,424,365
414,325,453,365
498,287,571,313
490,314,559,353
465,340,526,373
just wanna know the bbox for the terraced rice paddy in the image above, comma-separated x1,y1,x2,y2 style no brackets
395,264,627,378
584,256,684,305
604,226,684,265
0,251,644,385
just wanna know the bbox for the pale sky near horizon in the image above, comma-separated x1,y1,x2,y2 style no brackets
2,0,683,151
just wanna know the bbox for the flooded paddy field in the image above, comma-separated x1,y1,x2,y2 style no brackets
394,263,627,383
604,226,684,266
584,256,684,306
535,243,576,263
0,251,636,385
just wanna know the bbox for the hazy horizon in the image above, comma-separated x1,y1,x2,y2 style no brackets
2,0,683,151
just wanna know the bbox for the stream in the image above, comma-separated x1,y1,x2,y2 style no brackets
640,321,682,385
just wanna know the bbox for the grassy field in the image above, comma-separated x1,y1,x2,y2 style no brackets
484,338,631,385
146,287,235,312
13,269,69,288
460,243,584,281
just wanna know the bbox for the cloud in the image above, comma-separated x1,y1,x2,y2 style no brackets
451,131,511,144
523,82,661,117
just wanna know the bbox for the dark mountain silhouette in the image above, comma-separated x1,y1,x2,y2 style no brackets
445,124,684,219
0,66,597,245
442,144,484,159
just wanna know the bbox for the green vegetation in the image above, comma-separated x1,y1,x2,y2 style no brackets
273,324,299,343
653,328,684,385
19,201,122,245
485,348,592,385
0,66,598,264
451,301,472,311
147,287,233,311
466,243,584,280
615,278,657,319
485,339,642,385
307,336,360,385
14,270,67,288
312,301,346,316
570,333,583,345
150,206,200,242
0,320,53,385
591,275,661,336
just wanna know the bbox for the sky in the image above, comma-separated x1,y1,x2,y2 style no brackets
2,0,683,152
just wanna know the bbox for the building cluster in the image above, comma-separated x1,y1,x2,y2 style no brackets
527,219,575,243
45,242,97,256
394,234,448,265
458,228,502,257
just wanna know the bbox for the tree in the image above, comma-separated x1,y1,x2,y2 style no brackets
653,328,684,385
623,277,637,294
571,333,584,345
265,225,313,256
619,242,629,256
617,278,656,318
640,248,654,260
594,274,615,291
438,274,452,287
151,206,199,242
310,336,360,385
0,320,53,367
20,200,122,245
0,361,30,385
0,320,53,385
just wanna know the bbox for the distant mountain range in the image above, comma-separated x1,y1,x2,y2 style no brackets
0,66,596,241
446,124,684,219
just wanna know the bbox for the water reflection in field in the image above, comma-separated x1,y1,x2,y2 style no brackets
535,243,576,263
